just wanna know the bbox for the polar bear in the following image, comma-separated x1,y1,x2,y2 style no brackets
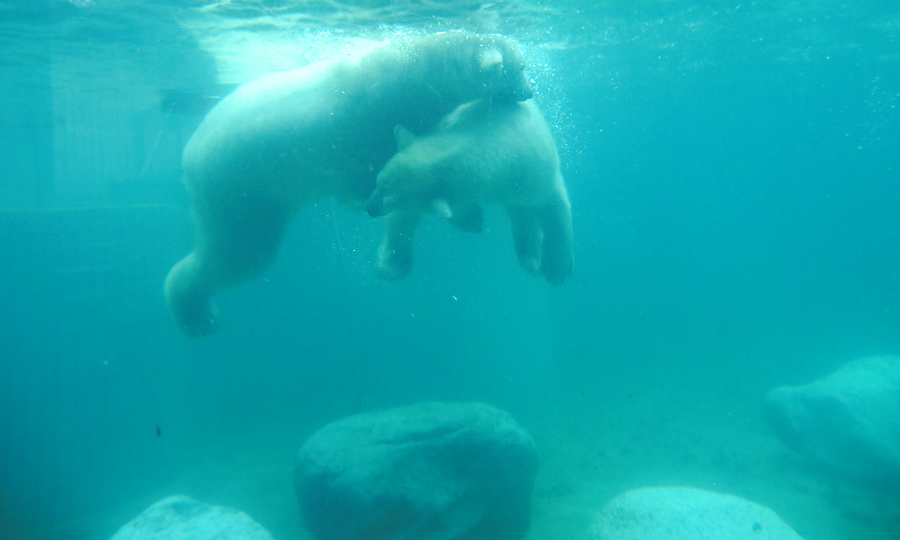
165,32,533,337
366,98,573,285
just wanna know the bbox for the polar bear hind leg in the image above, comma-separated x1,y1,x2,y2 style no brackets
506,190,573,285
165,195,291,337
508,207,542,275
536,191,574,285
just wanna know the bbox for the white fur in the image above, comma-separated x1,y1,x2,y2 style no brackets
367,99,573,285
165,32,533,337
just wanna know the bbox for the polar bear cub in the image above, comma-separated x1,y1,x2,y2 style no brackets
367,99,574,285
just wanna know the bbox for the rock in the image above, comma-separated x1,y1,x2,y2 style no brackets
109,495,273,540
294,401,539,540
764,355,900,488
586,487,804,540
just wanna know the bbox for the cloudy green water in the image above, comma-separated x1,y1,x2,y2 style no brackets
1,1,898,539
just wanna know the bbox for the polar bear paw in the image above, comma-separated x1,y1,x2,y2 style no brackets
378,244,413,280
178,301,220,338
540,246,574,286
165,256,221,338
168,292,220,338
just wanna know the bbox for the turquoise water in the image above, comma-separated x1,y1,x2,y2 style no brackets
1,1,898,539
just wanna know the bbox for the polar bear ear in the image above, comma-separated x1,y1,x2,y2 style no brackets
393,125,417,150
477,48,503,72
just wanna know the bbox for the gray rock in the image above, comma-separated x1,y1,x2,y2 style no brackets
764,355,900,488
586,487,804,540
294,401,539,540
109,495,273,540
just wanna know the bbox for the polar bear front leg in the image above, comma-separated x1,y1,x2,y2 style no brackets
446,203,484,233
378,211,422,280
536,192,574,285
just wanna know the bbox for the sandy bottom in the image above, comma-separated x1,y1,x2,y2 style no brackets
58,377,900,540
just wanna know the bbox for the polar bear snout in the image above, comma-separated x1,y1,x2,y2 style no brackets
504,76,533,101
490,61,533,102
483,38,534,102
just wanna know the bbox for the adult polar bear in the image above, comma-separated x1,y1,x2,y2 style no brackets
366,99,573,285
165,32,533,337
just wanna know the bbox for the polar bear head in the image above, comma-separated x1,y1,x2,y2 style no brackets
367,124,465,219
408,31,534,103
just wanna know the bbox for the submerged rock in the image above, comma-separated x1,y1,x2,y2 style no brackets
294,401,539,540
109,495,273,540
586,487,804,540
764,355,900,488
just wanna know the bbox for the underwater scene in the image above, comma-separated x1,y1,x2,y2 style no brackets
1,0,899,539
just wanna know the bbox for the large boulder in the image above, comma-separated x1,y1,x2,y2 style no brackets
764,355,900,488
586,487,804,540
109,495,273,540
294,401,539,540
